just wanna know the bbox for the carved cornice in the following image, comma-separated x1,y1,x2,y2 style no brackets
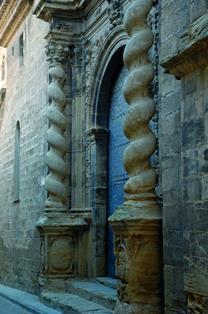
161,14,208,78
34,0,87,20
34,0,107,21
0,0,34,47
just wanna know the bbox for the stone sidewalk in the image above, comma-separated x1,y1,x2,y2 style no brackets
0,284,61,314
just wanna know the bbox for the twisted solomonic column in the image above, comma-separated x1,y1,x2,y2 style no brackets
123,1,157,209
45,41,69,213
36,32,83,282
109,1,163,313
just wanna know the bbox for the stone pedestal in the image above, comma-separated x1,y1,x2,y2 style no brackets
36,213,90,289
110,209,162,313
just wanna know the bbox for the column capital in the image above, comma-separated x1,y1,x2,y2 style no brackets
45,30,72,65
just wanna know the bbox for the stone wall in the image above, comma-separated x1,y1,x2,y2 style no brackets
182,67,208,314
0,9,49,293
160,0,208,313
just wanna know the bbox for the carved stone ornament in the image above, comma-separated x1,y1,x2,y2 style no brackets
40,232,74,278
45,40,69,65
114,236,127,283
49,237,74,274
107,0,123,29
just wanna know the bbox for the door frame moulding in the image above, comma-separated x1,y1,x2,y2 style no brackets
85,28,127,277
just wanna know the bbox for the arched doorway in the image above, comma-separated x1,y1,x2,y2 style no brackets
88,41,128,277
107,65,129,277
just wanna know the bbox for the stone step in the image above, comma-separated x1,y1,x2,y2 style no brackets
0,284,61,314
41,291,113,314
96,277,118,290
67,280,117,310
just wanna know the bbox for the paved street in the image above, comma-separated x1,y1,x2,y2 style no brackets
0,295,31,314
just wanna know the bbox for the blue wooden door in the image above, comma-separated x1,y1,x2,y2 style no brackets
107,66,129,277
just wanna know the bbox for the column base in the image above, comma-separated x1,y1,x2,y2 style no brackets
109,205,163,313
36,211,92,289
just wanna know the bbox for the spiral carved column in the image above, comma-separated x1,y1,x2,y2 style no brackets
109,1,163,313
45,44,68,212
36,30,77,286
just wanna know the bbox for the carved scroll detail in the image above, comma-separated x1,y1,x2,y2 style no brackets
123,0,157,208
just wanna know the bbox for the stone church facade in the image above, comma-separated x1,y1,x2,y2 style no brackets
0,0,208,313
